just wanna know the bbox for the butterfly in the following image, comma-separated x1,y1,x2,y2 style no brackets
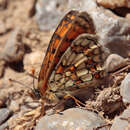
36,10,107,114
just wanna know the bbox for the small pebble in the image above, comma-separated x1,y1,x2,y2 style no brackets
0,122,8,130
9,100,20,112
0,108,13,125
111,107,130,130
1,29,25,63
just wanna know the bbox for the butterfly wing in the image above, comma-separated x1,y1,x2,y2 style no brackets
48,34,108,101
38,11,95,97
38,10,78,95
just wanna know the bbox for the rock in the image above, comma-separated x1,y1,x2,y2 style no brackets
120,73,130,103
24,51,44,74
0,0,7,10
110,107,130,130
0,108,13,125
25,102,40,109
97,0,130,9
8,107,42,130
35,0,90,30
35,0,67,30
36,108,108,130
24,97,40,109
0,60,6,78
93,87,122,114
0,95,7,108
8,100,20,112
126,13,130,20
0,20,9,35
0,122,8,130
24,51,43,66
0,29,25,63
104,54,129,72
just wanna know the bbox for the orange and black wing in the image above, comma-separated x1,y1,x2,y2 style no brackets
38,11,95,97
38,10,79,96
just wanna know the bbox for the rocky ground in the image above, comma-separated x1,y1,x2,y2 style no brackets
0,0,129,130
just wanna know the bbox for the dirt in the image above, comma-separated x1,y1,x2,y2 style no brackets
0,0,129,129
0,0,53,129
0,0,52,82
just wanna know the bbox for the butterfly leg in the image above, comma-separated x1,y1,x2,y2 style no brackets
46,94,86,115
64,93,86,107
50,94,86,115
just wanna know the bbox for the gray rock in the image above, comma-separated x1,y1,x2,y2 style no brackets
104,54,129,72
110,107,130,130
0,108,12,125
0,122,8,130
35,0,67,30
36,108,108,130
25,101,40,109
35,0,94,30
120,73,130,103
0,29,25,63
8,100,20,112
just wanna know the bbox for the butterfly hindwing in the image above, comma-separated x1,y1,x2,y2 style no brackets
48,34,107,99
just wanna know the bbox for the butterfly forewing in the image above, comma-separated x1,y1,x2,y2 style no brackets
38,10,79,95
38,11,96,97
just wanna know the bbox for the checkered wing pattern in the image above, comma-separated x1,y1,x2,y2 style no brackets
46,34,107,103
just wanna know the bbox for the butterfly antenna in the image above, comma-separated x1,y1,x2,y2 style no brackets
9,78,28,88
31,68,37,91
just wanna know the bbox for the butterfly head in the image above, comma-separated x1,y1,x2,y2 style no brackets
32,88,41,99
